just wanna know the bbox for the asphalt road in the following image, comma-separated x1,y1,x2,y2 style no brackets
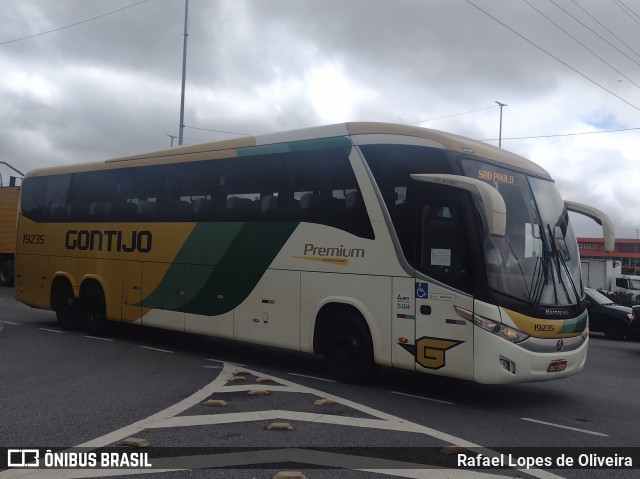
1,285,639,479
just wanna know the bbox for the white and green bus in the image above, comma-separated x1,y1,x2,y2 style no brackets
15,122,614,384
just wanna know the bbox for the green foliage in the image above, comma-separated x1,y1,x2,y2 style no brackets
598,290,640,306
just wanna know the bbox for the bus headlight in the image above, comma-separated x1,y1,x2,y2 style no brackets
473,314,529,344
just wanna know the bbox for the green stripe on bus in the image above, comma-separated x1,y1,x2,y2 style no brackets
138,222,299,316
559,310,588,334
235,136,352,157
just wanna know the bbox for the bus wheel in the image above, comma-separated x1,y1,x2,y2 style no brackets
81,285,108,336
324,313,374,383
52,281,79,330
0,259,13,287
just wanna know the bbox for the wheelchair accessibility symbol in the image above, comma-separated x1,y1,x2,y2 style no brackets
415,282,428,299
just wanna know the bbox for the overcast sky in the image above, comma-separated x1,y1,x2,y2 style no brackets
1,0,639,240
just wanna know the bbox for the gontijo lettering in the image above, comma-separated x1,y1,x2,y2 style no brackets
65,230,152,253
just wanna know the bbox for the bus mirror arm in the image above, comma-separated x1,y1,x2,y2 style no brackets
410,174,506,237
564,201,615,253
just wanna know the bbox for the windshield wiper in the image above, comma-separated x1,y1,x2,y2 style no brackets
547,224,579,305
530,224,552,307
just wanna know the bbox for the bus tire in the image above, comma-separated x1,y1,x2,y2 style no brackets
81,284,108,336
324,312,374,383
52,280,80,330
0,259,13,287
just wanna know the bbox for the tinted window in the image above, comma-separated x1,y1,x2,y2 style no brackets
20,144,374,239
361,144,455,257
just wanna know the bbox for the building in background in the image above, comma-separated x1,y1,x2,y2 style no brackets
578,237,640,274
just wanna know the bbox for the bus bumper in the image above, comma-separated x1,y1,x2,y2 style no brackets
473,328,588,384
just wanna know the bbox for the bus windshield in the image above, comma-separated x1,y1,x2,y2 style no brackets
462,159,581,307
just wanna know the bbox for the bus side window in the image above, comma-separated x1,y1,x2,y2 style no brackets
43,174,72,221
193,198,214,217
219,157,282,221
261,194,279,218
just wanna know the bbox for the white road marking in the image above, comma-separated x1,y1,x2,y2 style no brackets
390,390,454,405
85,336,114,341
38,328,63,333
1,320,18,325
139,346,173,353
0,363,566,479
288,372,336,382
521,417,608,437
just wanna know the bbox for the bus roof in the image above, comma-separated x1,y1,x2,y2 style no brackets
25,122,550,179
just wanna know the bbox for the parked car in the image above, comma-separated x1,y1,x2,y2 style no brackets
630,305,640,340
584,287,635,340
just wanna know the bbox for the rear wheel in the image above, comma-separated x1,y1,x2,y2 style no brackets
324,312,374,383
52,281,80,330
604,320,627,341
81,285,108,336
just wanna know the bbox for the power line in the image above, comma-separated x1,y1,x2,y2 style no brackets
0,0,152,45
614,0,640,24
523,0,640,90
409,105,498,124
184,125,251,137
565,0,640,65
463,0,640,112
480,125,640,142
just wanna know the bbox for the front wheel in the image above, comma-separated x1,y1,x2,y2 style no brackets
81,285,108,336
324,313,374,383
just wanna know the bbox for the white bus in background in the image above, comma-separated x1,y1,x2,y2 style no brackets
15,122,614,384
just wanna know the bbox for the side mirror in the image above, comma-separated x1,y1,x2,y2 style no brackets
410,174,506,237
565,201,615,252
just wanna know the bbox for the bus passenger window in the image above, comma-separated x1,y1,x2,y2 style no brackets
193,198,213,217
261,194,279,218
299,192,322,219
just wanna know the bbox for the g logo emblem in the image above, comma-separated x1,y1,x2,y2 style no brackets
415,337,464,369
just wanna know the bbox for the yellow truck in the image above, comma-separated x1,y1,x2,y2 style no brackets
0,185,20,286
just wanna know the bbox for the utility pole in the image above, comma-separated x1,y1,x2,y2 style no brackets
495,101,507,148
178,0,189,146
167,134,178,147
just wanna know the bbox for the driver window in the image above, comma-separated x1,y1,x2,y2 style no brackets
419,201,472,292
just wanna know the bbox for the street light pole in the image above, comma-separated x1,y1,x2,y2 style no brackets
496,101,507,148
178,0,189,146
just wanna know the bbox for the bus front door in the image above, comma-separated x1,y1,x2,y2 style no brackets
413,192,474,381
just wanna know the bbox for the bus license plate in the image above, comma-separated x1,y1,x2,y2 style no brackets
547,360,567,373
